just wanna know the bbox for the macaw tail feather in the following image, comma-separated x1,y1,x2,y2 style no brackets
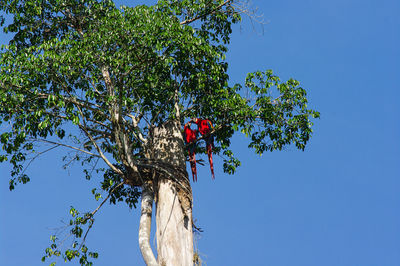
207,142,215,180
189,150,197,182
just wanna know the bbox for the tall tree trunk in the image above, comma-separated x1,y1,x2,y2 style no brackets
150,120,194,266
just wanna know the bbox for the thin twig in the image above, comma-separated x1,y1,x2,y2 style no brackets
33,138,100,158
90,181,124,218
20,145,60,177
78,181,124,250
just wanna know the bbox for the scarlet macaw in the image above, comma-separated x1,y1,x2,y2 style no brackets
195,118,215,179
183,123,198,182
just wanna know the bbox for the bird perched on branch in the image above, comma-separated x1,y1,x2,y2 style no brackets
183,122,198,182
194,118,215,179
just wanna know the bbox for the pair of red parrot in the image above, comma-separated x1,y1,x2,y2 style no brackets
183,118,215,182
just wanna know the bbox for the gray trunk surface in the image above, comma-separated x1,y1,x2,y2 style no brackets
151,121,194,266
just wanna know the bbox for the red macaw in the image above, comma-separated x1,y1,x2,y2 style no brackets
195,118,215,179
183,123,198,182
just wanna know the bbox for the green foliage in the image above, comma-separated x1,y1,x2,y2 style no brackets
243,70,320,153
42,206,98,266
101,167,140,208
0,0,318,184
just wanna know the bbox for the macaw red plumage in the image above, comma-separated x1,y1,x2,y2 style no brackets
183,123,198,182
195,119,215,179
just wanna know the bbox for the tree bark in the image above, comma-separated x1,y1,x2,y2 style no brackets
150,120,194,266
138,182,158,266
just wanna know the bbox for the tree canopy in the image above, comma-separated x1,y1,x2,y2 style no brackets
0,0,319,264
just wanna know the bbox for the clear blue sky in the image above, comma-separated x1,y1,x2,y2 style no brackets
1,0,399,265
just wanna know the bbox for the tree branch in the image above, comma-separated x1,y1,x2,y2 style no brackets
180,0,234,25
78,181,125,250
33,139,101,158
126,114,147,143
18,145,60,178
75,101,123,175
186,124,225,148
36,92,111,122
89,181,124,218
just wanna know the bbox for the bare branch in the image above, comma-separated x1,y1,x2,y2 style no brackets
89,181,124,218
79,125,122,174
78,181,125,250
75,101,123,175
33,138,101,158
19,145,60,177
100,67,142,178
232,1,268,33
126,114,147,143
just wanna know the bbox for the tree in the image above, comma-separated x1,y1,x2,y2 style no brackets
0,0,319,265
